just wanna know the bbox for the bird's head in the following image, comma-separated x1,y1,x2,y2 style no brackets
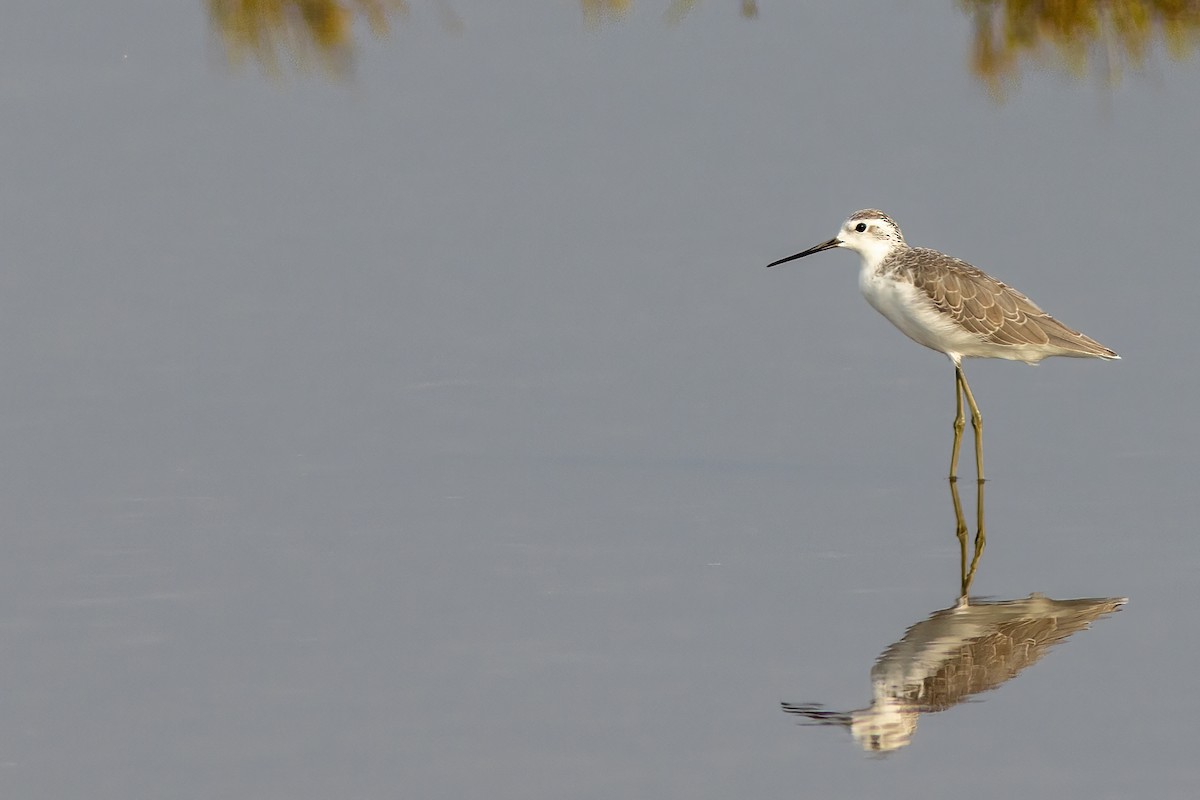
767,209,905,269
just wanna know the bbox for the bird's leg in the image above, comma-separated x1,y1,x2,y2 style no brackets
949,368,965,481
958,366,985,482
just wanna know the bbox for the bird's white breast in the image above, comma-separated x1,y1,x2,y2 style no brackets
857,264,981,361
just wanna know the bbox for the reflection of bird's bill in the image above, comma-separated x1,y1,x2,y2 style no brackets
782,701,915,753
780,703,851,726
765,237,840,268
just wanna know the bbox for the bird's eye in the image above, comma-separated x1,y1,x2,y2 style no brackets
855,223,867,233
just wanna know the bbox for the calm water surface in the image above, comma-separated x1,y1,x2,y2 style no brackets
0,2,1196,798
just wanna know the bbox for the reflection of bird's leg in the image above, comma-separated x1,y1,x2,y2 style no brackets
949,367,965,481
957,365,985,482
952,477,987,602
949,478,969,599
973,479,987,569
963,479,987,596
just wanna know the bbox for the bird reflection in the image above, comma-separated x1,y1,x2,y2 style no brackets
781,480,1125,753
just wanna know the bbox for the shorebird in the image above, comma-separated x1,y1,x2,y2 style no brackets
767,209,1118,481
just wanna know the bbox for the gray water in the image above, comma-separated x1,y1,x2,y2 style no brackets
0,3,1195,797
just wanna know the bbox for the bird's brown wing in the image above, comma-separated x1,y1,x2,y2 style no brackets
899,247,1117,358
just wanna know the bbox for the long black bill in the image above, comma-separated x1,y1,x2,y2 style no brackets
765,237,841,268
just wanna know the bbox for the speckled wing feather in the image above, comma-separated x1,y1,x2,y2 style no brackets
894,247,1118,358
877,596,1127,712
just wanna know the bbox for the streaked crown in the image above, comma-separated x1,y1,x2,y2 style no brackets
844,209,905,244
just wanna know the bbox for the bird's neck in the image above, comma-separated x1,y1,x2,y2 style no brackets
855,241,906,275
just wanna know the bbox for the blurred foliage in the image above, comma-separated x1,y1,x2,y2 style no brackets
585,0,758,26
963,0,1200,97
583,0,632,27
212,2,1199,97
210,1,757,77
664,0,758,24
209,0,416,79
